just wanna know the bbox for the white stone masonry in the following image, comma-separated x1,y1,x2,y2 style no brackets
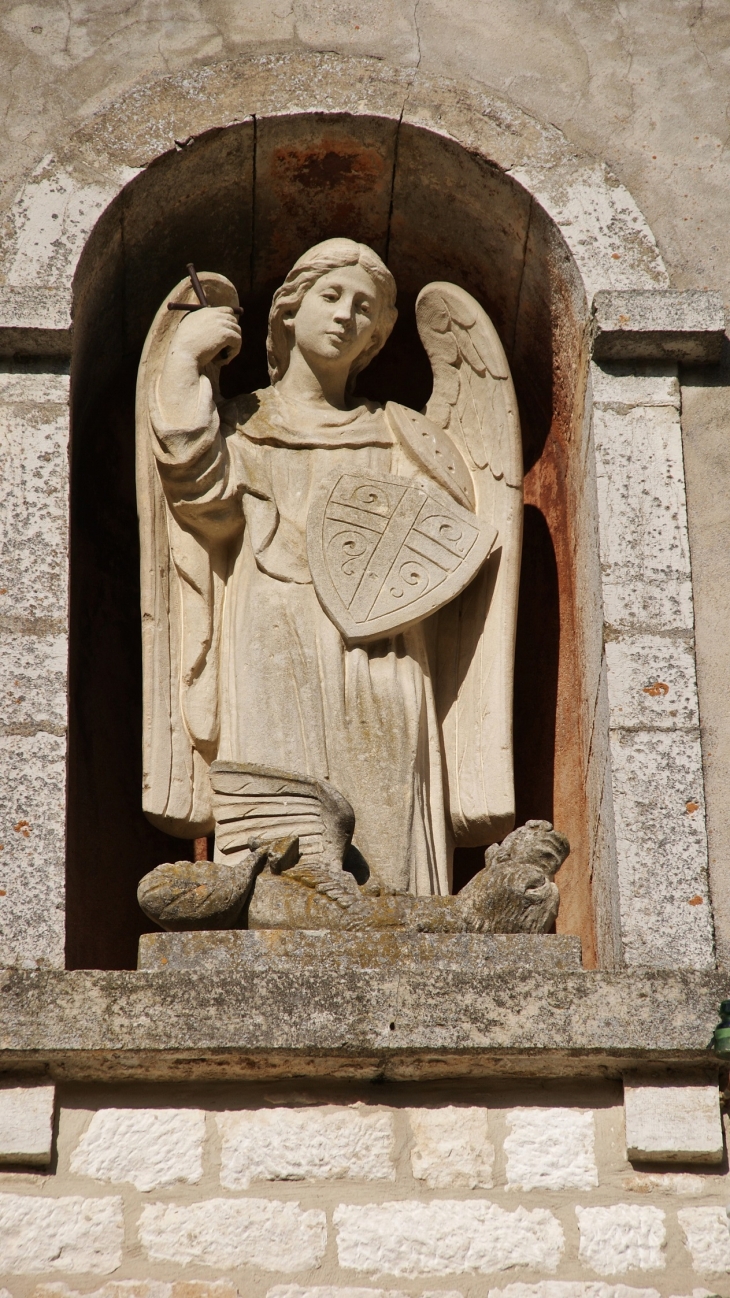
139,1197,327,1272
407,1105,494,1188
0,1083,55,1165
504,1109,598,1191
217,1105,395,1187
591,363,714,968
70,1107,205,1190
623,1083,723,1164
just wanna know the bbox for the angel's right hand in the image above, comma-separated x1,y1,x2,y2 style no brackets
172,306,242,367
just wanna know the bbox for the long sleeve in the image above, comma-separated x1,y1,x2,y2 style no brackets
149,374,244,545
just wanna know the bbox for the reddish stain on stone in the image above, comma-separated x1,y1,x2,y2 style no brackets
643,681,669,697
688,895,704,905
686,801,699,814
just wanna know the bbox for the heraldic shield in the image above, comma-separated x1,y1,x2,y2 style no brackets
307,470,497,645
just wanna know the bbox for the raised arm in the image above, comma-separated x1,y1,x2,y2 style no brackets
150,304,243,542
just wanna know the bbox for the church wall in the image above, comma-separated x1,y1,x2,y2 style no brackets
0,1080,727,1296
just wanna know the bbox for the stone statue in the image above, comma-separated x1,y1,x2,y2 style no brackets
136,238,564,934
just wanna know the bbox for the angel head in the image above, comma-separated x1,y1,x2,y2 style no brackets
266,238,398,398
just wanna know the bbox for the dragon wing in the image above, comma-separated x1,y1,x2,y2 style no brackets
416,282,523,848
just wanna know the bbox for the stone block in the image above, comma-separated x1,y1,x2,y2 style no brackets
605,635,699,731
267,1291,464,1298
0,628,68,738
504,1108,598,1191
576,1204,666,1274
0,392,69,624
138,1198,327,1272
0,362,70,403
70,1107,205,1190
27,1285,240,1298
610,729,714,969
139,929,583,973
333,1200,564,1277
0,731,66,968
0,1193,123,1274
593,291,725,364
0,287,72,356
407,1105,494,1189
624,1082,723,1164
485,1287,708,1298
0,1083,54,1165
592,401,692,632
218,1106,395,1188
591,363,680,410
678,1206,730,1273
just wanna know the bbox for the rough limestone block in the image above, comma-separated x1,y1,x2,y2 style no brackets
610,729,714,969
605,635,699,732
0,731,66,968
485,1286,712,1298
0,1192,123,1274
334,1200,564,1277
624,1082,723,1164
678,1206,730,1273
0,286,72,356
0,390,70,623
593,290,725,364
591,364,680,410
267,1290,465,1298
218,1106,395,1188
592,400,692,634
70,1107,205,1190
139,1198,327,1272
407,1105,494,1188
576,1204,666,1274
0,628,68,738
0,1084,55,1165
504,1109,598,1191
23,1285,240,1298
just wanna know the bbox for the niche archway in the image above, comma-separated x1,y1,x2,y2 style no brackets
65,106,594,969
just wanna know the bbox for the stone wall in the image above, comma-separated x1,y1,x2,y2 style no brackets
0,1080,728,1297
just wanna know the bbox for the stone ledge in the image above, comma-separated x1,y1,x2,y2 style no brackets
0,287,72,357
0,965,726,1082
592,289,725,363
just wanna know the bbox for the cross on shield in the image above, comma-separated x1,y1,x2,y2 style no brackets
307,470,497,644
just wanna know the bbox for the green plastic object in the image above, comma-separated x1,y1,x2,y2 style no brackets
712,1000,730,1056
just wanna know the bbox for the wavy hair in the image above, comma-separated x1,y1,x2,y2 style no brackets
266,238,397,394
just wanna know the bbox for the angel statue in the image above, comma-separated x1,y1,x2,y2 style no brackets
136,238,566,935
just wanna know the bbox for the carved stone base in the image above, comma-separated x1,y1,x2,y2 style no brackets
138,928,583,973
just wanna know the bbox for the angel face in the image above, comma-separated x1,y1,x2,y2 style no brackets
285,265,380,374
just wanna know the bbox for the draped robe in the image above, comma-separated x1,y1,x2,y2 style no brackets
150,381,450,895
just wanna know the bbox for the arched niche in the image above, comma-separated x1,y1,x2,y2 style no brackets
17,55,665,972
66,111,588,969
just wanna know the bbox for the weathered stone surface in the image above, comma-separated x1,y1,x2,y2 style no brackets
0,628,67,738
611,730,714,970
0,286,72,356
678,1206,730,1274
0,1082,54,1165
0,966,726,1080
592,391,693,635
407,1105,494,1188
138,930,583,973
486,1287,706,1298
504,1108,598,1191
576,1204,666,1274
267,1290,464,1298
624,1082,723,1164
138,1198,327,1272
28,1285,240,1298
218,1106,395,1187
605,636,699,732
0,1193,123,1274
334,1199,564,1276
70,1107,205,1190
0,731,66,969
622,1172,706,1196
592,291,725,364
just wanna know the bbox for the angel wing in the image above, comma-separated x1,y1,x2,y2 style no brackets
136,270,240,838
416,282,523,849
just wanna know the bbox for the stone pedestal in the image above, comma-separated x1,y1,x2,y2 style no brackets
138,928,583,973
